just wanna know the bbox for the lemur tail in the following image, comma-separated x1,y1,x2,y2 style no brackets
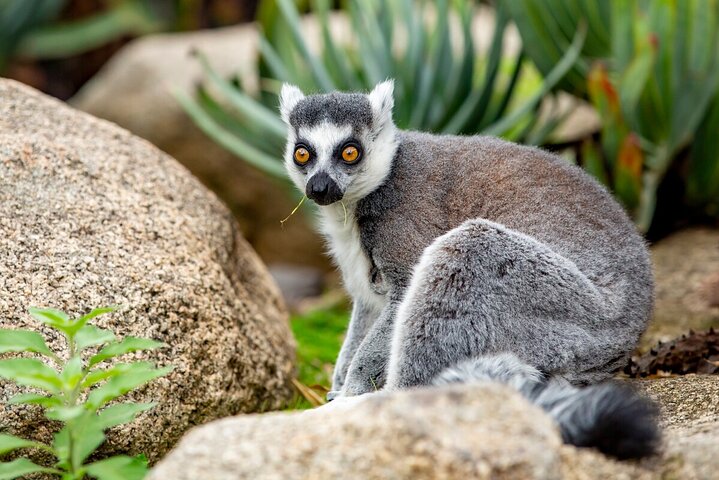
433,353,660,460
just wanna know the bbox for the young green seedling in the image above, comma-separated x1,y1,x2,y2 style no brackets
0,306,172,480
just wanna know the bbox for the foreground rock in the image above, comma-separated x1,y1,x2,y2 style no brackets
149,375,719,479
0,79,295,462
642,228,719,350
149,384,563,480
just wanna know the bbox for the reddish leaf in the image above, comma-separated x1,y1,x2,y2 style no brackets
614,133,644,209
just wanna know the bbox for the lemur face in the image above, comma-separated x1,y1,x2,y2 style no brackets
279,81,397,206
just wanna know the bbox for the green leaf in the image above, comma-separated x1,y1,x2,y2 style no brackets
89,337,165,367
0,329,54,357
618,38,656,125
50,411,107,467
7,392,62,408
175,90,287,180
195,53,286,142
75,325,116,351
484,22,588,137
276,0,335,91
17,1,163,59
97,402,156,429
581,140,609,186
72,414,106,466
0,458,59,480
0,434,46,455
60,356,84,391
82,362,151,389
28,307,71,330
66,306,118,337
85,455,148,480
86,365,172,408
46,405,86,422
52,426,71,465
0,358,62,393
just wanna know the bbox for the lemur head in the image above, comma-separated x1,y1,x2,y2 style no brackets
279,80,398,206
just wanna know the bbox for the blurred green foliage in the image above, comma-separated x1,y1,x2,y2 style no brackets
0,0,259,74
0,0,164,72
508,0,719,231
179,0,586,182
289,306,347,409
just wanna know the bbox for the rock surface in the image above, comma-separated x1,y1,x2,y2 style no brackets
149,374,719,479
0,79,295,462
642,228,719,350
640,375,719,480
149,384,564,480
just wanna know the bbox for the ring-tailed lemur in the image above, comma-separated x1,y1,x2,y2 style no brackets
280,80,659,459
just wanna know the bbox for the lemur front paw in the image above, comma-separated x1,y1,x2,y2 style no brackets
326,390,342,401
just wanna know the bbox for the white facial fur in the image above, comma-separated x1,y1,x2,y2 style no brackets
278,81,398,311
279,81,398,205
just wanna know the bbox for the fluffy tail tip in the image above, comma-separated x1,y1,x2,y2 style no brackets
562,382,661,460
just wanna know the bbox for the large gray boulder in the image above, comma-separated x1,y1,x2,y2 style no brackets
0,78,295,462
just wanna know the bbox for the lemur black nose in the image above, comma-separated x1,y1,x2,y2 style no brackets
306,172,343,206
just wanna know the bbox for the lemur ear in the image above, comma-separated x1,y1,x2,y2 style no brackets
279,83,305,124
368,79,395,130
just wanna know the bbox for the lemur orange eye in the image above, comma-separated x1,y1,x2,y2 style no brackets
294,146,310,164
342,145,360,163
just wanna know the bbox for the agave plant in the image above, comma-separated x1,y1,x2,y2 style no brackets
178,0,586,183
508,0,719,231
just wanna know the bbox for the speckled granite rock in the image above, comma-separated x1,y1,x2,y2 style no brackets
639,375,719,480
148,375,719,479
0,78,295,462
148,384,564,480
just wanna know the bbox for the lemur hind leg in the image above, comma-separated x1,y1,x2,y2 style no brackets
385,218,626,391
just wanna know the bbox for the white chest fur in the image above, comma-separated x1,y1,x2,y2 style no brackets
319,205,387,311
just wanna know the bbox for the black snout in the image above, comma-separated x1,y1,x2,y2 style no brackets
306,172,343,205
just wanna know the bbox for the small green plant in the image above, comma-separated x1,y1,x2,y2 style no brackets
0,306,172,480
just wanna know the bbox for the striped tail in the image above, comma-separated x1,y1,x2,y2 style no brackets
433,353,660,459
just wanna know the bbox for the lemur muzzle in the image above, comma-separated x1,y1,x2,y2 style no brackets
306,172,343,205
